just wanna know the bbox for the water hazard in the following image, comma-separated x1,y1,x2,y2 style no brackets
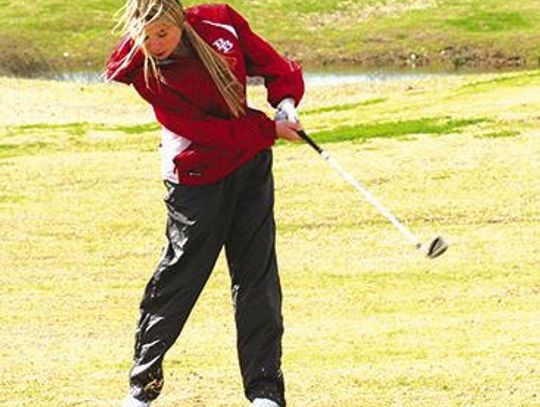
50,69,450,86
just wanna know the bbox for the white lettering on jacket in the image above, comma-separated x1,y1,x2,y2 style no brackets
213,38,234,53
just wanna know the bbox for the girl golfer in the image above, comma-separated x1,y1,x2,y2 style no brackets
106,1,304,406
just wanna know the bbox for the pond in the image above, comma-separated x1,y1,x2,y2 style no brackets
51,68,452,86
302,69,448,85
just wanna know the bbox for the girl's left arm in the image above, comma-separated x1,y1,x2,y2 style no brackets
225,5,305,109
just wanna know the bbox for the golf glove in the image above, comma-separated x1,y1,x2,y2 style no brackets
275,98,299,123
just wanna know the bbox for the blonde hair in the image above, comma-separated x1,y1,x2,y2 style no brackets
112,0,245,117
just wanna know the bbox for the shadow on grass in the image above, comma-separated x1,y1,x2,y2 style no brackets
10,122,159,135
1,117,487,159
310,117,487,144
458,70,540,92
475,130,519,138
0,122,160,159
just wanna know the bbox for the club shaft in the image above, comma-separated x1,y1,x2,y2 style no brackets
297,130,421,248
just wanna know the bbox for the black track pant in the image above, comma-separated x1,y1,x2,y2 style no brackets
128,149,285,406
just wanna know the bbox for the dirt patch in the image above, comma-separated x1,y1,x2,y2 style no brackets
0,33,91,78
0,35,57,77
300,0,439,29
437,46,527,70
288,43,532,71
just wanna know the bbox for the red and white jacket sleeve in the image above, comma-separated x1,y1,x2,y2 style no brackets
225,5,304,108
106,43,275,154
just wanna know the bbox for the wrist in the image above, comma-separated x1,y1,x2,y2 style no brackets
277,97,295,109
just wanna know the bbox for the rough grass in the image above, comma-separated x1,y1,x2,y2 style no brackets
1,71,540,406
2,0,540,75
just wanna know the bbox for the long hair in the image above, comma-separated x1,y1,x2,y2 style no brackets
112,0,245,117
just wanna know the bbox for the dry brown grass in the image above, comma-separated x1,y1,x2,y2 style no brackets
300,0,439,31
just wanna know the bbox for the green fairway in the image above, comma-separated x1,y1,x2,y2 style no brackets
2,0,540,75
1,70,539,406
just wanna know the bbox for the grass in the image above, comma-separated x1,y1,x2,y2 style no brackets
309,117,487,143
1,70,540,406
303,98,388,116
3,0,540,74
447,11,531,33
0,116,485,157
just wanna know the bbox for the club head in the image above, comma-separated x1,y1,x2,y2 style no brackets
425,236,448,259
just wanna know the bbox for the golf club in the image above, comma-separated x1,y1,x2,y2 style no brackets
296,130,448,259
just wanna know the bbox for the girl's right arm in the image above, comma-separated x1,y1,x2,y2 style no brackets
153,103,277,153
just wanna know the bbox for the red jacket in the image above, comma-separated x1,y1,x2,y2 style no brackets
105,3,304,185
